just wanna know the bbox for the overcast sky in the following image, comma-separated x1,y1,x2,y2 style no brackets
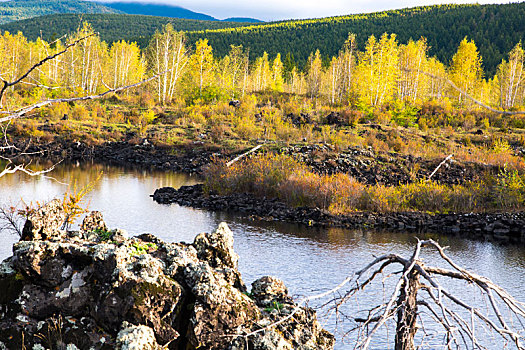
98,0,513,21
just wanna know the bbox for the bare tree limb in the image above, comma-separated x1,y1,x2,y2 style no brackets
0,33,96,103
0,70,167,124
428,154,453,180
403,67,525,115
226,144,263,167
296,238,525,349
0,160,63,181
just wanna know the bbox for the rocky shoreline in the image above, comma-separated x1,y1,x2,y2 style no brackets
0,201,334,349
152,184,525,244
4,137,498,185
7,138,219,174
281,145,495,185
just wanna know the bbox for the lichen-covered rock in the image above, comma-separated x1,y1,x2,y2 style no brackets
0,204,334,350
252,276,291,307
116,322,160,350
81,211,108,234
232,276,336,350
192,222,245,291
193,222,238,269
20,199,67,241
184,261,260,348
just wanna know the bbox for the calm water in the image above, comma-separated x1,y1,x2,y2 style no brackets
1,162,525,348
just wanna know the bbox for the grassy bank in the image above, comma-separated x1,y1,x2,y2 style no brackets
7,92,525,168
205,153,525,214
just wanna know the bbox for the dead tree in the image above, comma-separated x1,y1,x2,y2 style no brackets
324,239,525,349
231,239,525,349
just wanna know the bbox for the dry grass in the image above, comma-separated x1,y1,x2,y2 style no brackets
205,153,525,214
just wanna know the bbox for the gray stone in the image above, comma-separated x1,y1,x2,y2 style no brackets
1,222,334,350
81,211,108,235
252,276,290,307
116,322,160,350
20,199,67,241
193,222,239,269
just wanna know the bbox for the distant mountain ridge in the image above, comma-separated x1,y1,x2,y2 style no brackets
223,17,263,23
0,0,262,24
95,2,262,22
0,13,257,45
94,1,212,21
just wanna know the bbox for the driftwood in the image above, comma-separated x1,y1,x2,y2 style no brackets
428,154,453,180
226,144,263,167
326,239,525,349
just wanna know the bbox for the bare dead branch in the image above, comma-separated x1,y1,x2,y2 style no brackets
0,160,63,181
306,239,525,349
403,68,525,115
0,33,96,103
428,154,454,180
226,144,263,167
0,70,168,124
0,203,24,236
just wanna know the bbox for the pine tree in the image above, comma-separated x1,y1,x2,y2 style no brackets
283,52,296,82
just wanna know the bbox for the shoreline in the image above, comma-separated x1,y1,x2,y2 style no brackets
6,137,524,244
152,184,525,244
5,137,501,185
7,138,219,174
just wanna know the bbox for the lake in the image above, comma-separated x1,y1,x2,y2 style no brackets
1,161,524,348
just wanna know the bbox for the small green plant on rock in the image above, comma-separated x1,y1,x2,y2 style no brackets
264,301,284,313
94,228,112,241
130,242,158,256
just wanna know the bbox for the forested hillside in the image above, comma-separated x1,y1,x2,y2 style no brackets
0,14,253,45
185,2,525,75
2,2,525,75
0,0,118,24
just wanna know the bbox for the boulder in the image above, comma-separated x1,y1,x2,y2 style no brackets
229,100,241,108
252,276,292,307
193,222,239,269
81,211,108,234
0,212,334,350
20,199,67,241
116,322,161,350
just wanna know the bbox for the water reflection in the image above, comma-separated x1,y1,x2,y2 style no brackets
1,163,525,349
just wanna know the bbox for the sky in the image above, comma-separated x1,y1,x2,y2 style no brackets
97,0,514,21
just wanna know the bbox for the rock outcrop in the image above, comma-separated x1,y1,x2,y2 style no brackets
0,201,334,350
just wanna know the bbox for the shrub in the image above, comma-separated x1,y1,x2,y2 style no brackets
493,166,525,210
205,152,525,215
